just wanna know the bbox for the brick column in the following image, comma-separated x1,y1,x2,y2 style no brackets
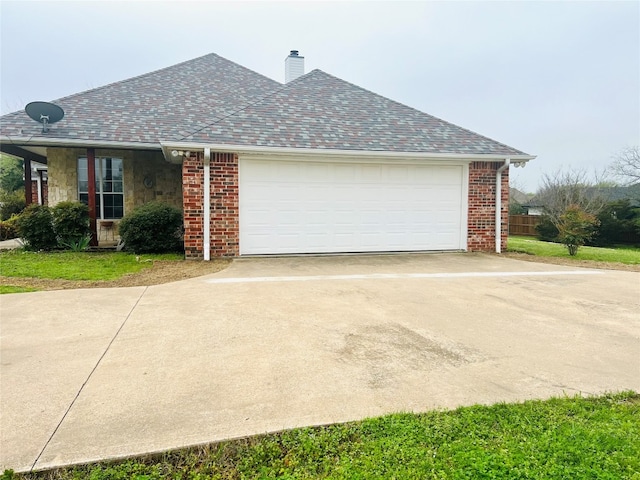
182,152,239,259
182,153,204,258
467,162,509,252
210,152,239,256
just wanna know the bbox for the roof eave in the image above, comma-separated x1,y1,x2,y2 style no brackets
160,141,536,163
0,135,162,151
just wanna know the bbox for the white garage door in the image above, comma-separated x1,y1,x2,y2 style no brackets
239,158,466,255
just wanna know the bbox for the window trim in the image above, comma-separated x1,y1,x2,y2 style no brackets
78,156,124,220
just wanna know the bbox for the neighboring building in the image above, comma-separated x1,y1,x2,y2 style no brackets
0,51,535,258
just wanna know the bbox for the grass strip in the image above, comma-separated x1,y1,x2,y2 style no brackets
507,236,640,264
0,285,40,294
6,391,639,479
0,251,184,281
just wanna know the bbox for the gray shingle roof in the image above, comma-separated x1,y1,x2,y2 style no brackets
0,53,281,145
1,53,530,157
184,69,528,155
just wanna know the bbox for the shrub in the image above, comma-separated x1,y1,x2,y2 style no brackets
118,202,183,253
534,215,559,242
15,204,57,251
52,201,91,245
0,189,26,220
557,205,599,256
591,200,640,246
0,215,19,240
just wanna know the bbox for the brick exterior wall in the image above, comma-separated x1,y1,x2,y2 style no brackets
30,179,48,205
182,152,239,259
467,161,509,252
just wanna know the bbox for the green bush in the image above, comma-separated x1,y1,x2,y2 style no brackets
0,215,19,241
118,202,183,253
15,204,57,251
0,189,26,220
534,215,559,242
52,201,91,245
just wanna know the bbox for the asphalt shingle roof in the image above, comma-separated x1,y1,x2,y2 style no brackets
0,53,281,145
1,53,530,157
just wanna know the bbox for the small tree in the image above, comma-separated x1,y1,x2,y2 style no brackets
534,168,608,244
556,205,599,255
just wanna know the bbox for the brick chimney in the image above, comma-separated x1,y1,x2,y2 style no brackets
285,50,304,83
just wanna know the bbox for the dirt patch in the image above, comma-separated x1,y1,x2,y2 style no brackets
0,259,231,291
502,252,640,272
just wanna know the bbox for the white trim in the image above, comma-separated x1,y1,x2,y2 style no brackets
2,136,160,151
460,163,470,251
161,141,536,163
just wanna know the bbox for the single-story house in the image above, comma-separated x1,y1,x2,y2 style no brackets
0,51,535,258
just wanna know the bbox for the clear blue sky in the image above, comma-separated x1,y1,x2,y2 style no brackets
1,1,638,192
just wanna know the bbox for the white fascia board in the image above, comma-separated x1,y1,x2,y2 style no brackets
1,135,161,151
160,142,536,163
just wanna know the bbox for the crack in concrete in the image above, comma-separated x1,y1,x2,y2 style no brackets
29,287,149,472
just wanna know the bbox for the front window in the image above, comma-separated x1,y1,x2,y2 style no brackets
78,157,124,219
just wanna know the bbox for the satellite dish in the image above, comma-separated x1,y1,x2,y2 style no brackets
25,101,65,133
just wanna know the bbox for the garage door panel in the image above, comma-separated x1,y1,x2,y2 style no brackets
240,159,464,254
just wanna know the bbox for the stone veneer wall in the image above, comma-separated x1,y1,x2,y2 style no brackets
467,161,509,252
182,152,239,259
46,147,182,214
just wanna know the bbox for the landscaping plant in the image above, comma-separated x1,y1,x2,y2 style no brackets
51,201,90,246
556,205,600,255
15,204,57,251
118,202,183,253
0,189,26,221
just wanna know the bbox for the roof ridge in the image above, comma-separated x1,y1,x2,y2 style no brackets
177,70,337,140
3,52,282,117
308,69,527,156
36,53,227,110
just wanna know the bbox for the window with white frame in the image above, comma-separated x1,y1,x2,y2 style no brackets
78,157,124,219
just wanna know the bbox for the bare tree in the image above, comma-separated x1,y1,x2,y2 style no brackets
535,168,608,227
611,146,640,186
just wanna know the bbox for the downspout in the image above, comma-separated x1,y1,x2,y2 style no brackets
495,158,510,253
203,148,211,261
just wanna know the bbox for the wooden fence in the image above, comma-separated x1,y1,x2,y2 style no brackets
508,215,540,236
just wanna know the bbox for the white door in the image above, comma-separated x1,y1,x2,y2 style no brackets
239,158,466,255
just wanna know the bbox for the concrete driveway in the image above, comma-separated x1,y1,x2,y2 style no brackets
1,253,639,472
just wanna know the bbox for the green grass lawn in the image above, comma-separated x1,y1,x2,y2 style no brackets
507,236,640,264
0,250,183,281
5,392,639,480
0,285,39,294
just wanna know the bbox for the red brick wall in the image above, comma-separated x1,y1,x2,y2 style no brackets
210,152,239,257
182,154,205,258
467,161,509,252
182,152,239,259
29,179,48,205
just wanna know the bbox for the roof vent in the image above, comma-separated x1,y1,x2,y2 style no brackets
285,50,304,83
